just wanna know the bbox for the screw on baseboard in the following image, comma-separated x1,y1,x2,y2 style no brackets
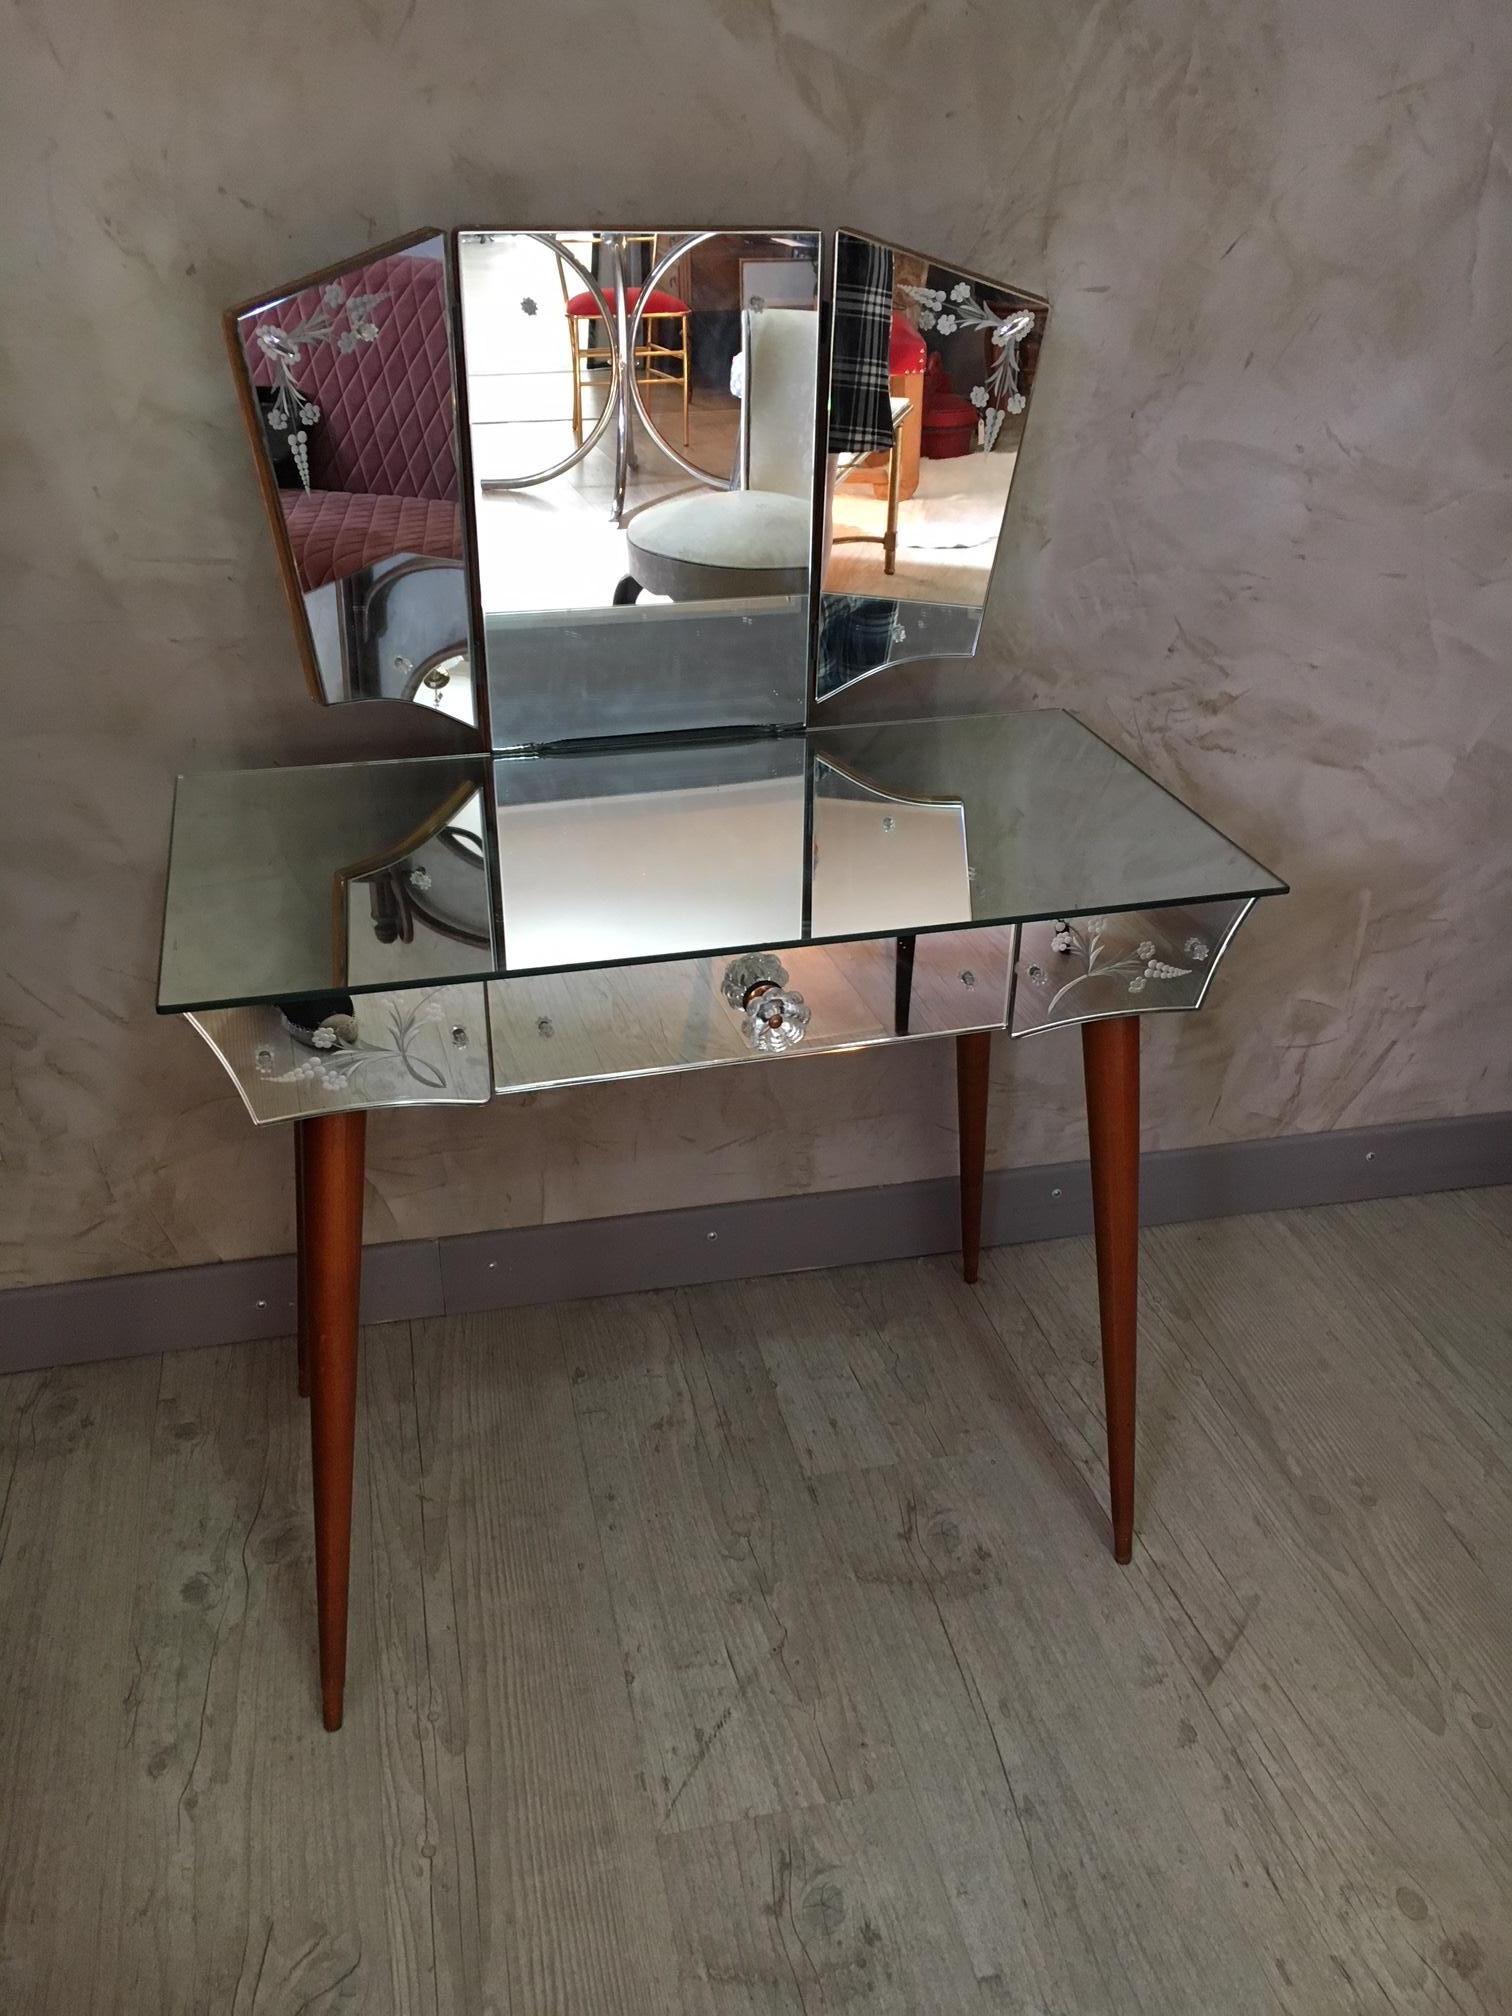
1051,1187,1063,1199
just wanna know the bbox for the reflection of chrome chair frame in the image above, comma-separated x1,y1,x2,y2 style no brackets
558,233,690,449
320,555,468,706
367,827,491,951
330,781,479,986
830,395,911,577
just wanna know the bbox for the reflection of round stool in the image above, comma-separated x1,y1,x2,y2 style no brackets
621,491,811,601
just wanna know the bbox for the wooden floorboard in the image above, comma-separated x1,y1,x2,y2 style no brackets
0,1357,158,2012
0,1188,1508,2013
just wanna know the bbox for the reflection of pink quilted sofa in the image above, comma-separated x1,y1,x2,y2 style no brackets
245,249,462,590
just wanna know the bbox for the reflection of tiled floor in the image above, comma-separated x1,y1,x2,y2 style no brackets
827,451,1015,604
471,390,742,612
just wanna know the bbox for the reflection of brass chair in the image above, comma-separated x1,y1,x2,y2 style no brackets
559,233,690,448
620,305,817,602
832,394,912,576
831,315,925,577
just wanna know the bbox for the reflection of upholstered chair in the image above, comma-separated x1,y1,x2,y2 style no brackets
620,306,817,603
559,233,691,447
245,250,462,589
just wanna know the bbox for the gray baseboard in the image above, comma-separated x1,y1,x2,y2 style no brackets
3,1111,1508,1375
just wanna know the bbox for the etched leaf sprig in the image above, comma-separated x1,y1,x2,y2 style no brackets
253,280,387,491
1042,917,1198,1012
899,280,1036,449
256,989,449,1094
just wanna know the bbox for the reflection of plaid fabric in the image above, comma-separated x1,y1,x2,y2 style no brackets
829,237,895,455
816,595,900,698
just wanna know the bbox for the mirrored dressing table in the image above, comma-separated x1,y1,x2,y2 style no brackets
166,226,1286,1727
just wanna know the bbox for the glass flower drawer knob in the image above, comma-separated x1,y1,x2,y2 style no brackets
741,986,811,1053
721,954,811,1053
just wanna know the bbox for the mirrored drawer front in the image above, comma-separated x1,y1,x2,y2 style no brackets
1010,899,1253,1038
489,928,1013,1094
188,985,493,1125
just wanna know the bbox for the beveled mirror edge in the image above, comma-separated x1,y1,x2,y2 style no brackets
223,225,485,738
446,227,497,760
806,227,838,720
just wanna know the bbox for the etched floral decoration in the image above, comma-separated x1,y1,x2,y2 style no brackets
1009,905,1250,1040
1037,917,1209,1012
255,279,387,490
257,992,449,1094
900,279,1036,450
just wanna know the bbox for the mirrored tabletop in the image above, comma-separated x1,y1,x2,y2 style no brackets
158,711,1286,1012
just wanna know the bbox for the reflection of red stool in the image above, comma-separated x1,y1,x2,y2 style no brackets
922,355,977,458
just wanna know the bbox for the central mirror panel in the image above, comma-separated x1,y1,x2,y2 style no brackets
458,230,821,748
494,737,806,970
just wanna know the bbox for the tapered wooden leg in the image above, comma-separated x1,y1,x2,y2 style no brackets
956,1029,992,1285
1082,1015,1140,1564
302,1110,366,1730
294,1121,311,1399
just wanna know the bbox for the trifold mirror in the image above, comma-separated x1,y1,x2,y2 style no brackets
226,228,1046,744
